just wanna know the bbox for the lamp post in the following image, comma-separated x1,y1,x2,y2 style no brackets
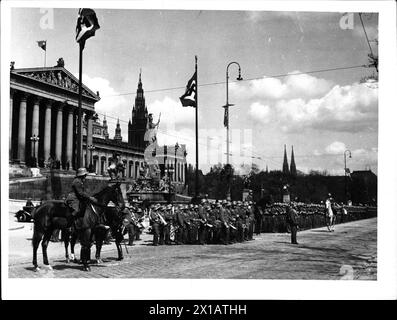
30,135,39,167
174,142,179,183
344,150,352,204
168,166,174,203
224,61,243,201
88,144,95,173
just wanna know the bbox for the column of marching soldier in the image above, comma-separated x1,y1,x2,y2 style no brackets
126,199,257,246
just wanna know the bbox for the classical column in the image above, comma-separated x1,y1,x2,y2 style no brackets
43,101,52,163
31,97,40,162
17,94,28,164
65,106,74,170
9,89,15,161
55,104,63,166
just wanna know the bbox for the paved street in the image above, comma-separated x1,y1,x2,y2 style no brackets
8,208,377,279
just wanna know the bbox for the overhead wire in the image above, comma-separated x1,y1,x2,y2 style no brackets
100,64,367,98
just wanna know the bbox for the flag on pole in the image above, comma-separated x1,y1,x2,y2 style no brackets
345,168,352,179
76,8,100,49
179,71,197,107
37,40,46,51
223,106,228,127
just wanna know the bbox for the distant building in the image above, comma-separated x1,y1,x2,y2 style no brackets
290,145,297,177
282,144,290,175
128,71,148,150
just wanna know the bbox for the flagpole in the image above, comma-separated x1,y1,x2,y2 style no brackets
77,42,83,169
44,41,47,67
195,55,199,199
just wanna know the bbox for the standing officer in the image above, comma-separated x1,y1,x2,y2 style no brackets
198,199,209,245
125,206,137,246
286,203,299,244
254,203,264,235
247,201,255,240
219,201,230,245
175,205,187,244
162,204,173,245
149,205,162,246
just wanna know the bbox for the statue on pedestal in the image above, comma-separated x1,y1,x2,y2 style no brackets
143,113,161,180
107,152,125,180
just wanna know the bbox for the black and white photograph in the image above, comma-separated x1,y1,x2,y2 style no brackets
1,0,397,301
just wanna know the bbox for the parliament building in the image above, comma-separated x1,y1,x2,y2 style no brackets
9,59,187,186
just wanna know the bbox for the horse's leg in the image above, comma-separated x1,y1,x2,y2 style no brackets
326,216,331,231
331,216,336,231
70,229,78,262
94,227,105,264
32,225,43,271
80,228,92,271
115,230,124,261
42,229,53,269
63,228,71,263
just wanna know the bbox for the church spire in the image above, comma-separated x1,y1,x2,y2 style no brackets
138,68,143,90
290,145,297,177
282,144,290,174
114,118,122,141
129,70,148,149
103,114,109,139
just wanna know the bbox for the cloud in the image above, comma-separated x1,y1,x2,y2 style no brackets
230,71,333,101
147,96,195,132
80,74,129,139
309,143,378,175
248,102,272,124
246,78,378,133
325,141,346,154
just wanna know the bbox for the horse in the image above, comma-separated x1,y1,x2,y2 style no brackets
32,182,125,271
69,205,130,264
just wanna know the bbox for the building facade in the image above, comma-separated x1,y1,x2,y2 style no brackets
10,60,100,170
10,61,187,185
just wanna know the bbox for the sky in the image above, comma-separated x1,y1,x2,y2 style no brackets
8,7,378,175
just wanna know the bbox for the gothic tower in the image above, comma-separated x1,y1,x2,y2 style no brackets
290,145,297,177
128,71,148,150
282,144,290,175
114,118,122,141
102,115,109,139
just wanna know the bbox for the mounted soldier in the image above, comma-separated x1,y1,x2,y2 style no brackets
65,167,99,226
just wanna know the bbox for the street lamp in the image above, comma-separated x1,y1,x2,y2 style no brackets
344,150,352,204
88,144,95,173
174,142,179,183
168,166,174,203
224,61,243,201
30,134,39,167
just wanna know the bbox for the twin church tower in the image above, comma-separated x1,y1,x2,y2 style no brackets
282,144,297,176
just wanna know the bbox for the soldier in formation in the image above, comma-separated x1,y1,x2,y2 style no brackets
145,199,258,246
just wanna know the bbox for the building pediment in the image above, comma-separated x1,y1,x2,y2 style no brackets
11,67,100,102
